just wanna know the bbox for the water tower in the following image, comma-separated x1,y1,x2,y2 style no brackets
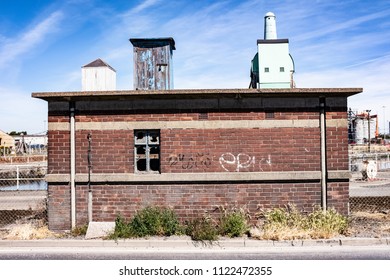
130,38,176,90
250,12,295,89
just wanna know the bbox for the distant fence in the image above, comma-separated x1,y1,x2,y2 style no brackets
350,196,390,213
0,157,389,230
0,155,47,165
0,163,47,229
349,152,390,172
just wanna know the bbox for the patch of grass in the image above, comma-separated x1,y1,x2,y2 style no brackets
306,207,348,239
71,224,88,237
108,214,132,239
109,206,183,239
185,215,218,241
219,207,249,237
260,204,348,240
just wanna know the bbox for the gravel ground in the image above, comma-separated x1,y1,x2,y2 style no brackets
348,211,390,238
347,171,390,238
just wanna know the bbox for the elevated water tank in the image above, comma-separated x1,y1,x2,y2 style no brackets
130,37,176,90
82,58,116,91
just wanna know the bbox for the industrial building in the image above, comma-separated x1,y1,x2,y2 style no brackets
348,109,378,145
0,130,15,156
32,13,362,230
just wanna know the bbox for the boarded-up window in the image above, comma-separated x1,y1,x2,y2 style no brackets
134,130,160,173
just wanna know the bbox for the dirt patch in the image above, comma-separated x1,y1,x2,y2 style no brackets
0,209,54,240
347,212,390,238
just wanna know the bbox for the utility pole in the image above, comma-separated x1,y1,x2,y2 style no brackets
383,106,386,142
366,110,371,153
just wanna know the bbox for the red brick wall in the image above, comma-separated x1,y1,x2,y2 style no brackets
73,111,320,122
161,128,320,173
48,181,349,230
47,185,71,230
75,130,133,174
48,130,70,174
46,103,351,230
72,183,322,227
326,111,349,170
48,113,323,174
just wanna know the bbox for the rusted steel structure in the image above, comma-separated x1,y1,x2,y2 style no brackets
130,38,175,90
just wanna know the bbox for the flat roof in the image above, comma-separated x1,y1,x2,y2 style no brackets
32,88,363,102
129,37,176,50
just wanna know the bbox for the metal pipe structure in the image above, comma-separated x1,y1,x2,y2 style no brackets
70,102,76,229
320,98,327,211
87,133,93,223
367,110,371,152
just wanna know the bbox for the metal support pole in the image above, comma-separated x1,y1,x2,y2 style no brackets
367,110,371,153
87,133,93,223
320,98,327,212
70,102,76,229
383,106,386,144
16,166,20,191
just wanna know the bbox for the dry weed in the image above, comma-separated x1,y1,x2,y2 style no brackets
259,224,311,240
2,221,59,240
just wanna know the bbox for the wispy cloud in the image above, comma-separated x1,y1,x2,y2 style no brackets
121,0,161,16
2,0,388,132
0,11,64,69
294,9,390,42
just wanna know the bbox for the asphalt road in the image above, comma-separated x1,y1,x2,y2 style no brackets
0,190,46,210
1,245,390,260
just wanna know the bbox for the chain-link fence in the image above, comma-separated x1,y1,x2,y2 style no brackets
348,151,390,213
349,152,390,172
350,196,390,213
0,155,388,235
0,162,47,230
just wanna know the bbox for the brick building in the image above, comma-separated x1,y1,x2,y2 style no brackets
33,87,361,230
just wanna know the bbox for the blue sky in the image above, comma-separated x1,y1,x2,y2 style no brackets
1,0,390,134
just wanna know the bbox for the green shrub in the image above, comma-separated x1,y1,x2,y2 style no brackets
219,208,249,237
109,214,132,239
109,206,182,239
185,216,218,241
70,224,88,237
306,207,348,238
264,204,306,228
129,206,182,237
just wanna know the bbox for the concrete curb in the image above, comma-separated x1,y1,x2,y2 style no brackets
0,237,389,248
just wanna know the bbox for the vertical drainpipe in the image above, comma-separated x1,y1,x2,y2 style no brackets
70,102,76,229
87,133,92,223
319,97,327,211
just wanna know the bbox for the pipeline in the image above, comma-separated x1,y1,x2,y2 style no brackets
87,133,93,223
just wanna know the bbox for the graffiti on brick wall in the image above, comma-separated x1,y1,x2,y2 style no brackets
219,153,272,172
167,152,272,172
167,153,212,169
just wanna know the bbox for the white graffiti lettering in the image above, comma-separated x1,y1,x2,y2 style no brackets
220,153,271,172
